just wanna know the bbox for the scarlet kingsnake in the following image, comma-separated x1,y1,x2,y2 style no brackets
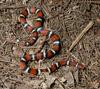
17,6,85,76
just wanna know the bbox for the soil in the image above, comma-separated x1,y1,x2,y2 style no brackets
0,0,100,89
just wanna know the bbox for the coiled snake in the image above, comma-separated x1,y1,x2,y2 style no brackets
14,6,85,76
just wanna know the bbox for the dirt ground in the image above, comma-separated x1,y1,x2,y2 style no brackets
0,0,100,89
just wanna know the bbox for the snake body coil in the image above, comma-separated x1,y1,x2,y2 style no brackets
17,6,85,76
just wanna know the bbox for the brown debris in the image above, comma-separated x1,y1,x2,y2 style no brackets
0,0,100,89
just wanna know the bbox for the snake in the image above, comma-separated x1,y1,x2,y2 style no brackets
16,6,85,76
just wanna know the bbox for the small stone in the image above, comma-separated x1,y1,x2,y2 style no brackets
41,82,48,89
16,39,20,43
12,47,16,50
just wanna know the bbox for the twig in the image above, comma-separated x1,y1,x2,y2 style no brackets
55,78,66,89
0,56,11,63
1,40,7,47
77,0,100,4
0,5,26,9
68,21,94,52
